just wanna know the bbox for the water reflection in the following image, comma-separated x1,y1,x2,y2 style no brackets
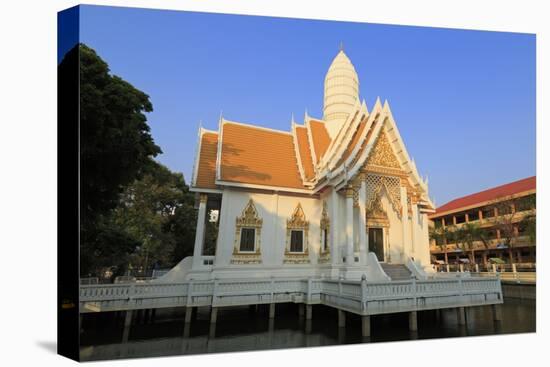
80,299,535,361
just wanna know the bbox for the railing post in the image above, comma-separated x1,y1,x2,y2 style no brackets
128,283,136,310
412,276,417,306
269,276,276,319
361,274,367,313
307,278,312,303
338,277,343,307
458,277,464,305
212,277,219,307
270,276,275,303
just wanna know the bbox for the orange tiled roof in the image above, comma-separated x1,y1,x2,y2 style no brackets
219,122,306,189
309,119,331,162
194,132,219,189
433,176,536,216
295,126,315,180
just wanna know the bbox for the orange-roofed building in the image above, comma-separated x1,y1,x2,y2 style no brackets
429,177,536,270
183,49,436,280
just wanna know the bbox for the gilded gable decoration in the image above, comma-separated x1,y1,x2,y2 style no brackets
365,173,402,218
231,199,263,264
366,130,401,169
319,201,331,263
284,203,310,264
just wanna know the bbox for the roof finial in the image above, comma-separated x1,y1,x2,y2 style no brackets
339,41,344,51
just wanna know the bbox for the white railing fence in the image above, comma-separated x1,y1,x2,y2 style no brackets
80,276,502,316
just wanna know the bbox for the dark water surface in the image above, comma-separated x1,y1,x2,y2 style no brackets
80,298,535,361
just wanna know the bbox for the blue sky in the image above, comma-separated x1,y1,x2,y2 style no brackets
67,5,535,206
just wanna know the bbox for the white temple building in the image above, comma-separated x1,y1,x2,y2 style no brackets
179,49,436,281
81,50,503,338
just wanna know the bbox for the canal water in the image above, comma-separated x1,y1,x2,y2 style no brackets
80,298,535,361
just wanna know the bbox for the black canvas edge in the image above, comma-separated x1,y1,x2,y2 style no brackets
57,5,81,362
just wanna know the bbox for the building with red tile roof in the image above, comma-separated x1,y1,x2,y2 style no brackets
429,176,536,268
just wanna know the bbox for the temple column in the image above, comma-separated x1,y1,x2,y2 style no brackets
192,194,208,269
359,178,368,264
330,187,340,265
345,186,355,265
400,185,409,261
411,203,419,259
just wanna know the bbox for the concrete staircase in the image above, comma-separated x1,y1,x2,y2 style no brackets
380,263,413,280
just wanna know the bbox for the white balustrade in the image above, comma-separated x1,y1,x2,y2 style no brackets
80,275,502,315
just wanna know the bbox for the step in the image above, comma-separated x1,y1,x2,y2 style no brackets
380,263,413,280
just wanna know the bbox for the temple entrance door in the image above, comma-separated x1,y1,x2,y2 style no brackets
368,227,384,262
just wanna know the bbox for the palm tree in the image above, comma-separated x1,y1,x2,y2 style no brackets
459,223,480,265
429,226,449,265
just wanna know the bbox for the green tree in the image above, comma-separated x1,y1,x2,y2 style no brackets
79,43,161,221
520,194,536,246
64,43,162,276
456,222,481,264
113,162,197,274
429,226,449,264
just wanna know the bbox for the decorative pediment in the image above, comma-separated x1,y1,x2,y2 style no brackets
237,199,263,228
366,130,401,169
287,203,309,230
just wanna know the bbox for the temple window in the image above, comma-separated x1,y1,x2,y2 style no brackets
290,230,304,253
231,199,263,264
284,203,310,264
321,228,329,252
239,227,256,252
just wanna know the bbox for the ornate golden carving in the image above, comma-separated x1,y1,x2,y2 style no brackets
366,130,401,169
284,203,310,264
365,194,390,227
199,193,208,204
319,201,331,264
364,173,402,218
231,199,262,264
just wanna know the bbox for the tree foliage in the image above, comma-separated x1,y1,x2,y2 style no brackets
113,162,196,273
79,43,162,224
63,44,198,277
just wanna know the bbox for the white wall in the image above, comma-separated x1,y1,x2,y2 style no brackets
215,188,323,268
213,185,431,270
